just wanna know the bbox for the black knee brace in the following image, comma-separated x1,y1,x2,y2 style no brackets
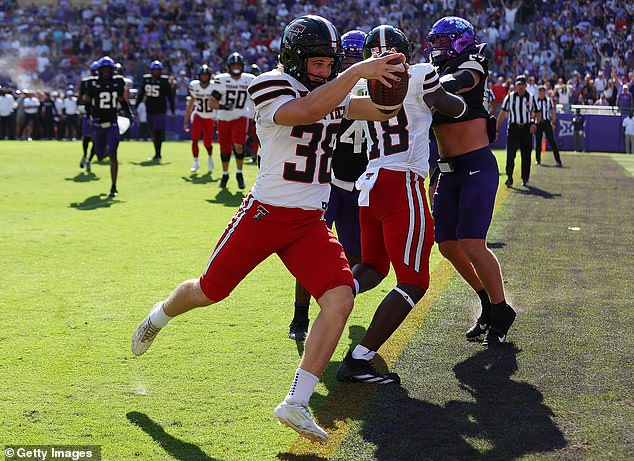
220,152,231,162
234,149,245,160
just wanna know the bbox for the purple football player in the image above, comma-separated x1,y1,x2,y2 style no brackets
426,16,516,346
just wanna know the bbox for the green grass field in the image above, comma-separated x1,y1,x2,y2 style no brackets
1,141,632,461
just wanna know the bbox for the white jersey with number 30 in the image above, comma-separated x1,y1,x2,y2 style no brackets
189,80,216,119
247,70,350,210
213,72,256,121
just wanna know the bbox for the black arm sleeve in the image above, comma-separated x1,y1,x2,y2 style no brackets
439,71,476,94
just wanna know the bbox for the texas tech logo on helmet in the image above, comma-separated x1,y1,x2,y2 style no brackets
285,23,306,45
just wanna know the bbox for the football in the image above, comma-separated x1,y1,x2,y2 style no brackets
367,51,409,114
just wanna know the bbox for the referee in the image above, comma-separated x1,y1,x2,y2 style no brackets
496,75,540,187
535,86,562,167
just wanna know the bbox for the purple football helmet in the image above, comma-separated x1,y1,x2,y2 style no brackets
89,60,99,73
424,16,477,66
341,30,366,71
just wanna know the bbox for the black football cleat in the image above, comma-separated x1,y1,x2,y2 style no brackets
482,303,516,347
236,172,246,190
466,318,489,340
108,187,118,198
336,352,400,385
219,174,229,188
288,317,309,341
505,178,513,187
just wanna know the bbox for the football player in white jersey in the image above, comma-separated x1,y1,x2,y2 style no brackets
212,52,256,189
287,29,369,342
336,25,467,385
132,14,407,443
184,65,228,173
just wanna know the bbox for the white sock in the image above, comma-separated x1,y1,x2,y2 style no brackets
285,368,319,406
352,344,376,361
353,279,360,296
236,168,243,174
222,171,229,176
148,301,172,328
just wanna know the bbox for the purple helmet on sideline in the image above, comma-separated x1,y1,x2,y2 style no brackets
424,16,477,66
341,30,366,70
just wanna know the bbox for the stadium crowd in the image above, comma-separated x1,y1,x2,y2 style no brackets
1,0,634,139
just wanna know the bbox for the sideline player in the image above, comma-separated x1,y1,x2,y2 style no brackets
184,65,223,173
212,53,256,189
84,56,133,197
335,25,467,384
137,60,175,161
79,60,98,171
426,17,516,346
287,29,368,341
132,15,406,442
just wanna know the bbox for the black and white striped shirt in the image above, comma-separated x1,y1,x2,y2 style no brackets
535,96,555,122
501,91,537,125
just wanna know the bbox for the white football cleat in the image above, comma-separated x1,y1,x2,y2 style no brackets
190,158,199,172
208,155,214,173
131,313,162,356
274,400,328,443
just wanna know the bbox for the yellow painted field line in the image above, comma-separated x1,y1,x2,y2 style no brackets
288,173,513,459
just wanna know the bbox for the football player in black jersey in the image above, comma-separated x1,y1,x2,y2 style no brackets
83,56,133,197
426,17,516,346
136,60,175,161
287,30,368,341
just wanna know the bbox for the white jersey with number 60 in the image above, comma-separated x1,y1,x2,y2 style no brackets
213,72,256,121
189,79,216,119
247,70,351,211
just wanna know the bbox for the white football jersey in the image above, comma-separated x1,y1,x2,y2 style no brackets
213,72,256,121
189,79,216,119
247,69,350,211
363,63,440,178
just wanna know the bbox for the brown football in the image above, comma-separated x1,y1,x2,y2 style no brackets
367,51,409,114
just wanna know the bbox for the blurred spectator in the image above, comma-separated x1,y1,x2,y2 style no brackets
617,84,634,114
40,92,58,139
22,90,40,140
62,89,79,140
572,108,586,152
0,87,16,139
137,100,148,141
623,111,634,153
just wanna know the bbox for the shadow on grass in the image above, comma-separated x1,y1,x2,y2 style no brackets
206,189,245,207
69,194,122,210
359,345,566,460
512,184,562,199
129,160,172,167
127,411,221,461
182,172,216,185
65,172,99,182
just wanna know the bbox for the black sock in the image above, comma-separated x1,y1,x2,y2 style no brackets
477,289,492,322
293,303,309,321
82,138,90,155
154,140,161,157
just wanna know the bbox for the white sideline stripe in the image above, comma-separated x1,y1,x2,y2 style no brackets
412,174,425,273
403,171,415,266
204,195,256,274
